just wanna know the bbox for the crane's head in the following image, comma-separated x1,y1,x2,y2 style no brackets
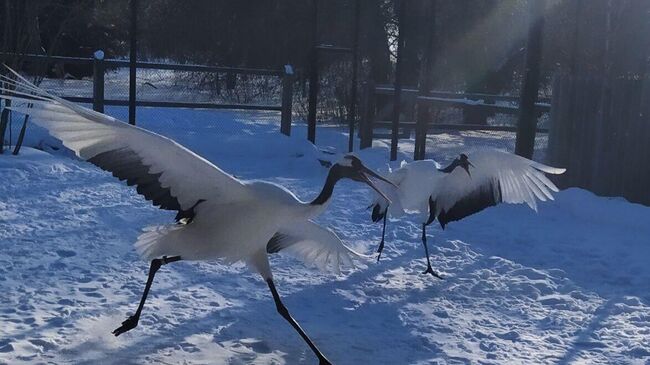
333,154,396,203
457,153,474,177
439,153,474,176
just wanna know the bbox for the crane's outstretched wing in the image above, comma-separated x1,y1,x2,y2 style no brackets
0,67,250,220
430,149,565,228
267,221,369,274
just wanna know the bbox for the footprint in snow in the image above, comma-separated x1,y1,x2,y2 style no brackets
56,249,76,258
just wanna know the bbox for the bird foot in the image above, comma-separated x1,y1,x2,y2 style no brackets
112,315,139,336
422,266,443,280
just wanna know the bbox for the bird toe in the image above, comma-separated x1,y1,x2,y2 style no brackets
112,315,139,336
423,267,444,280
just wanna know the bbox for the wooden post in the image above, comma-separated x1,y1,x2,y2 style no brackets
0,108,9,153
92,50,105,113
390,0,407,161
515,0,545,159
414,0,436,161
360,80,376,149
12,114,27,155
226,72,236,90
347,0,361,153
307,0,319,143
280,65,294,136
128,0,137,125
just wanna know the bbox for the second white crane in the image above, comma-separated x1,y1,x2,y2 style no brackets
370,149,565,279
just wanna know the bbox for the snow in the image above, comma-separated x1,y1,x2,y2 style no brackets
1,107,649,364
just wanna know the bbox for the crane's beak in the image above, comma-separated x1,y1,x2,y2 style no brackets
462,161,474,178
359,166,396,204
462,165,471,177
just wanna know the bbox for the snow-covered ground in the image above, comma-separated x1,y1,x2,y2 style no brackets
1,107,649,364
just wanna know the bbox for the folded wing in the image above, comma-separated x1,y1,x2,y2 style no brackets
267,221,368,274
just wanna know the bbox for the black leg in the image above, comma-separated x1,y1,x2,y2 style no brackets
376,212,388,262
113,255,181,336
267,279,331,365
421,224,443,279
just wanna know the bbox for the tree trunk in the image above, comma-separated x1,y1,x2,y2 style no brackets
400,0,425,87
362,0,391,84
515,0,546,159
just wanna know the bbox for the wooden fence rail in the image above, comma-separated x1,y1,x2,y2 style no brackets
361,83,551,159
548,74,650,205
374,84,552,105
0,52,294,135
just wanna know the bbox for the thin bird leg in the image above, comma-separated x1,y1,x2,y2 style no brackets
266,279,332,365
376,212,388,262
421,224,443,279
112,255,182,336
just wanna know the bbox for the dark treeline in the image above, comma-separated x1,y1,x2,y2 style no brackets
1,0,649,94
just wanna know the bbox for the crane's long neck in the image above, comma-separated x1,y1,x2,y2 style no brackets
310,166,341,206
438,160,459,174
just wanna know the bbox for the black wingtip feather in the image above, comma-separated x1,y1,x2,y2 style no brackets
426,196,437,226
433,180,502,229
266,232,289,253
175,199,206,223
88,147,204,223
371,204,386,223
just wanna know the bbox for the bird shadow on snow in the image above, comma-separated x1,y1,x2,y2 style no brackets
554,297,617,365
444,189,650,306
59,253,446,365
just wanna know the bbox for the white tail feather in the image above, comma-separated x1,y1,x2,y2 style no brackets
134,225,184,260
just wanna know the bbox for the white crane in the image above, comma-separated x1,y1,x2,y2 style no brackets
370,150,565,279
0,67,394,365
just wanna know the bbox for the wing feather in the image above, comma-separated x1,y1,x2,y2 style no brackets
431,149,565,227
266,221,368,274
0,67,250,220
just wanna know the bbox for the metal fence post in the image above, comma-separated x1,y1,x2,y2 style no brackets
280,65,294,136
92,50,105,113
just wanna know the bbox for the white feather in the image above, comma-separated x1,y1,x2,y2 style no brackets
270,221,369,274
431,149,564,217
371,148,565,225
0,67,366,277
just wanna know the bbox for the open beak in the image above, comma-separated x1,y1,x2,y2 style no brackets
463,161,474,178
359,166,396,203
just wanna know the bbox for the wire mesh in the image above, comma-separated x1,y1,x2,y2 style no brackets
372,129,550,165
4,60,288,135
368,101,551,163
